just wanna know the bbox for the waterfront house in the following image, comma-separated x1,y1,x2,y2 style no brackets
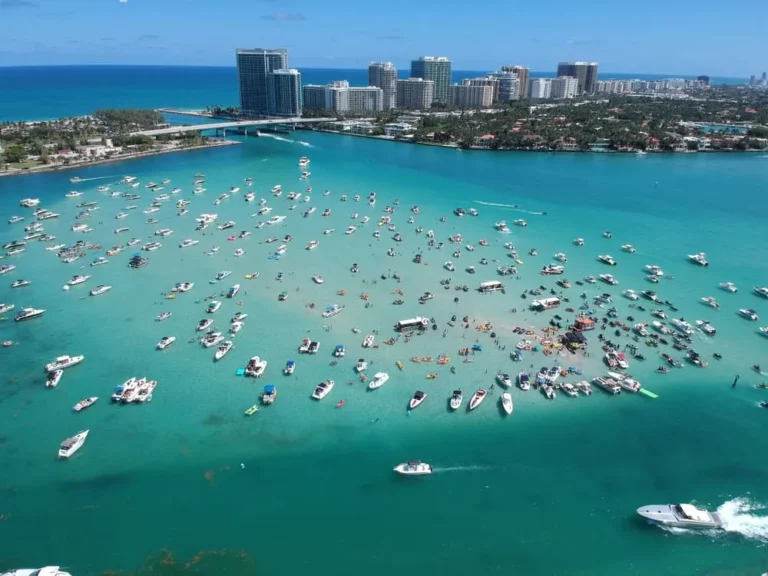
472,134,495,148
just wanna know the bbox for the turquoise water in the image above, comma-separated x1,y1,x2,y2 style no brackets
1,133,768,575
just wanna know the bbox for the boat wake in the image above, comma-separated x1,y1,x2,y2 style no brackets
75,175,117,182
258,133,315,148
473,201,544,215
660,498,768,542
432,465,493,473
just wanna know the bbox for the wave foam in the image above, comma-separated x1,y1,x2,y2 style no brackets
473,201,544,215
258,133,314,148
433,465,493,473
658,498,768,542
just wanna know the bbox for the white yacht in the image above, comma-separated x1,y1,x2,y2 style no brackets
501,392,514,415
179,239,199,248
369,372,389,390
696,320,716,336
444,261,455,272
156,336,176,350
362,334,375,348
234,248,245,257
496,371,513,388
573,237,584,246
8,215,24,224
621,244,636,253
20,198,41,207
312,379,335,400
637,504,722,529
739,308,759,321
196,318,213,331
312,274,324,284
513,219,527,227
266,215,286,225
719,282,738,293
58,430,89,459
67,274,91,286
553,252,568,262
89,285,112,296
345,225,357,235
207,300,222,313
45,354,85,372
393,460,432,475
214,340,234,361
306,240,319,250
634,323,649,337
598,254,617,266
701,296,719,308
245,356,267,377
688,252,709,267
599,273,619,285
623,289,639,300
584,275,597,284
753,286,768,298
14,307,45,322
12,279,31,288
201,332,224,348
645,265,664,277
670,318,694,335
0,263,17,275
0,303,14,314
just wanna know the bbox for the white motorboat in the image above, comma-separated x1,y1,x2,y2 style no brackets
641,290,660,302
621,244,636,253
8,215,24,224
394,460,432,475
20,198,41,207
0,303,14,314
355,358,368,372
207,300,222,313
200,333,224,348
409,390,427,410
73,396,98,412
701,296,719,308
719,282,737,293
739,308,759,321
599,273,619,285
311,274,324,285
156,336,176,350
688,252,709,267
179,239,199,248
227,284,240,298
58,430,89,459
501,392,514,414
14,307,45,321
90,257,109,267
369,372,389,389
449,389,463,410
634,323,649,337
245,356,267,377
67,274,91,286
233,248,245,257
494,221,511,233
514,219,527,227
0,263,18,275
89,285,112,296
306,240,319,250
759,326,768,338
12,279,31,288
142,242,162,251
312,379,335,400
362,334,375,348
584,275,597,284
46,369,63,388
696,320,716,336
553,252,568,262
575,381,592,395
196,318,213,331
214,340,234,361
598,254,617,266
592,376,621,394
230,321,244,334
468,389,488,411
173,282,195,293
623,289,639,300
645,265,664,277
444,261,455,272
637,503,723,529
496,371,513,388
45,354,84,372
345,225,357,235
754,286,768,298
322,304,342,318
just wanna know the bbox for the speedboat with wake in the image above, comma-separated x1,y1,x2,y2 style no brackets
393,460,432,475
636,503,722,529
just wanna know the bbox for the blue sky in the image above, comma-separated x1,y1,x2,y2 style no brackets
0,0,764,76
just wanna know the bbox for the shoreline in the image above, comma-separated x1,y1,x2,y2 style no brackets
0,139,240,179
297,127,761,155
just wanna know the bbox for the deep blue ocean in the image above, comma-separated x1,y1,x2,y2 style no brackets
0,66,747,121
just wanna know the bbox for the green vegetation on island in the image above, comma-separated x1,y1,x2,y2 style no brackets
0,108,229,175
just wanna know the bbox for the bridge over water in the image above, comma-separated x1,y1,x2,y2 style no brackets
130,117,335,137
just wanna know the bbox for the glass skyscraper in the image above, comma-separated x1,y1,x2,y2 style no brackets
410,57,452,105
236,48,288,117
267,69,302,117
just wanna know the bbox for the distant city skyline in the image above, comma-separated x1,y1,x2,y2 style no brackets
0,0,765,77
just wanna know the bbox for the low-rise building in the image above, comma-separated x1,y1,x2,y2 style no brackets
383,122,415,137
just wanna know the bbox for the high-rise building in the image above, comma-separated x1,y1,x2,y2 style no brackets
303,85,331,110
236,48,288,117
267,69,301,117
556,61,598,94
368,62,398,110
410,57,451,104
503,65,530,98
489,70,520,102
464,77,500,102
301,82,382,114
550,76,579,99
450,84,493,108
396,78,434,109
528,78,552,99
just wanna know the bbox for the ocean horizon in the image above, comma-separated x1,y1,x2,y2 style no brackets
0,65,747,122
